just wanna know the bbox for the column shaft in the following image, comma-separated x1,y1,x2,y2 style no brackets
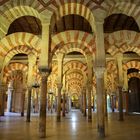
62,93,65,117
87,85,92,121
83,89,87,117
57,84,62,121
39,73,48,138
21,92,25,117
96,73,105,137
26,87,32,122
111,95,114,112
118,86,123,121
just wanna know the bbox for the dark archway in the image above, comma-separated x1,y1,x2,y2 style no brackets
104,14,140,33
128,77,140,113
53,14,92,34
7,16,42,35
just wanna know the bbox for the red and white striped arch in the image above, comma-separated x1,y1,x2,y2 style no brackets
0,32,41,67
0,5,43,38
51,30,95,55
3,62,28,83
128,72,140,80
123,60,140,71
102,0,140,28
63,60,88,76
4,45,38,67
66,74,83,82
106,60,117,75
55,43,92,57
105,31,140,56
53,3,96,32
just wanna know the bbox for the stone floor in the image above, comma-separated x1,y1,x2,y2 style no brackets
0,110,140,140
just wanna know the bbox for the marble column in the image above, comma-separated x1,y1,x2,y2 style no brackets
111,95,115,112
95,17,106,137
95,67,105,137
62,93,65,117
56,53,64,121
7,86,12,112
39,69,50,138
26,87,32,122
21,89,26,117
80,94,83,113
38,19,51,138
123,70,128,115
0,83,6,116
87,56,93,122
57,83,62,121
87,82,92,121
116,54,124,121
26,55,36,122
83,87,87,117
104,71,108,117
118,86,123,121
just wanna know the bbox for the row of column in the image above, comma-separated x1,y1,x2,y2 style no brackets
0,19,129,140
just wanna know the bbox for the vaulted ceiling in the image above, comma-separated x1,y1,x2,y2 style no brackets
7,13,140,36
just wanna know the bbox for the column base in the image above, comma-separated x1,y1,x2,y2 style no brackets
21,112,24,117
98,125,105,138
57,115,61,122
62,113,65,117
39,120,46,138
39,130,46,138
105,113,108,118
119,113,124,121
26,119,30,122
83,112,86,117
118,117,124,121
88,115,92,122
125,112,128,115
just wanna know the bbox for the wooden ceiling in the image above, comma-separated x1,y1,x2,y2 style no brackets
104,14,140,33
53,15,92,34
7,16,42,35
7,14,140,36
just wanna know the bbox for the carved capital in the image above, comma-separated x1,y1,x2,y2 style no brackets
57,83,63,89
95,67,105,78
39,66,51,74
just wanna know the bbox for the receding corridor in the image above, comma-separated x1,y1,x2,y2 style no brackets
0,110,140,140
1,0,140,139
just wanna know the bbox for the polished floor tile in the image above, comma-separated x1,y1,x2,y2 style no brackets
0,110,140,140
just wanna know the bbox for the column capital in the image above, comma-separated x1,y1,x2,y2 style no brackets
95,67,105,78
95,20,104,25
115,53,123,61
57,83,63,89
94,11,105,25
87,80,92,87
39,66,51,74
